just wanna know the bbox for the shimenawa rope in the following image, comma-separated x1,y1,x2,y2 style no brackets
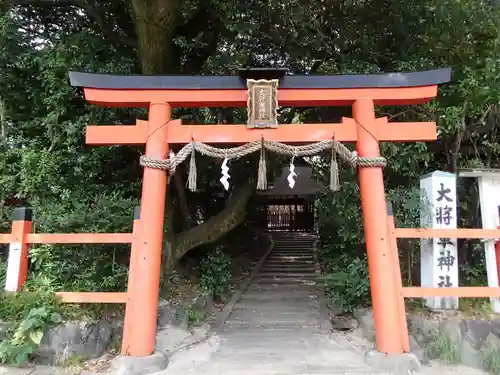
139,139,386,192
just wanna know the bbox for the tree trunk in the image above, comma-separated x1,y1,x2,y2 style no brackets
131,0,254,270
131,0,181,74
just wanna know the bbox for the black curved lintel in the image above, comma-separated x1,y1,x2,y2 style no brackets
68,67,452,90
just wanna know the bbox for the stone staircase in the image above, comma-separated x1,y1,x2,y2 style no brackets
225,231,321,328
175,232,378,374
164,231,392,374
164,232,492,375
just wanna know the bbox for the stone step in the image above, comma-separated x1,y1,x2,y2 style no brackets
256,272,316,277
262,265,315,269
262,262,315,267
218,325,321,336
234,299,320,307
229,308,321,317
272,248,314,251
274,239,316,242
216,339,324,352
246,284,318,292
270,251,313,253
269,251,314,258
190,364,377,375
264,260,314,265
267,257,314,262
259,267,316,273
225,318,320,327
233,300,319,315
272,247,314,251
262,264,315,268
273,243,315,247
241,292,319,301
272,247,314,250
253,278,317,285
263,264,314,269
273,245,314,247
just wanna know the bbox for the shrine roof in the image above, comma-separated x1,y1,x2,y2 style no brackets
68,68,451,90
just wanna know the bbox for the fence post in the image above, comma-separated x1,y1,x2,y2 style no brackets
121,206,141,355
4,207,33,292
386,201,410,352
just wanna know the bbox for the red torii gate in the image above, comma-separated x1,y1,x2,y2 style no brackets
67,67,449,357
3,66,500,367
13,66,498,364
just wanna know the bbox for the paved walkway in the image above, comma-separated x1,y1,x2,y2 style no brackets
163,232,386,374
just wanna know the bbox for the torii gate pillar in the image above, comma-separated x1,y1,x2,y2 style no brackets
122,103,170,356
354,98,407,354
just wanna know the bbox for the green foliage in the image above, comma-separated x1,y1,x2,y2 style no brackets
26,196,136,294
0,282,77,365
425,329,461,364
186,307,205,326
199,246,232,301
0,258,5,288
483,345,500,375
320,253,371,313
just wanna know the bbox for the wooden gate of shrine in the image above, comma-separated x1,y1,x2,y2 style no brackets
259,161,323,232
6,66,500,362
265,198,314,232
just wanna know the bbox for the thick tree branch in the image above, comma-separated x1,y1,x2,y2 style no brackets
172,167,194,229
172,180,254,260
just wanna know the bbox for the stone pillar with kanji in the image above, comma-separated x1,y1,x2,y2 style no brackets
420,171,459,309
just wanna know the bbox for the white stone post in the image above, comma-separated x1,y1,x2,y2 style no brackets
420,171,459,310
459,169,500,313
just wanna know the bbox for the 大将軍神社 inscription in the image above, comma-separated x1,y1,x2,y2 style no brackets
435,183,454,226
436,238,456,274
434,181,456,289
246,79,279,129
420,171,459,309
438,275,453,288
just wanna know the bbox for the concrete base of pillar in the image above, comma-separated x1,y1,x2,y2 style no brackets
105,351,169,375
364,350,421,374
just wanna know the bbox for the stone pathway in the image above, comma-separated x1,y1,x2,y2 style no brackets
162,232,384,374
0,366,77,375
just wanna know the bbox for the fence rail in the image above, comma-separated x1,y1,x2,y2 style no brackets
1,206,139,303
0,233,133,244
388,209,500,299
394,227,500,239
56,292,128,303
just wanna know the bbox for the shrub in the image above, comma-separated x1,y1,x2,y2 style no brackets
199,246,232,301
320,253,371,313
0,258,5,288
0,278,79,365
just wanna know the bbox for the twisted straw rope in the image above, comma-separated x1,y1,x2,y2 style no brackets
139,139,386,172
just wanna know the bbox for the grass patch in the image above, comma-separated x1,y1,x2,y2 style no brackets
459,298,494,319
483,345,500,374
425,329,461,364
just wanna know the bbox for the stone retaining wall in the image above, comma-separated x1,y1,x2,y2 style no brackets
34,291,214,365
352,308,500,372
